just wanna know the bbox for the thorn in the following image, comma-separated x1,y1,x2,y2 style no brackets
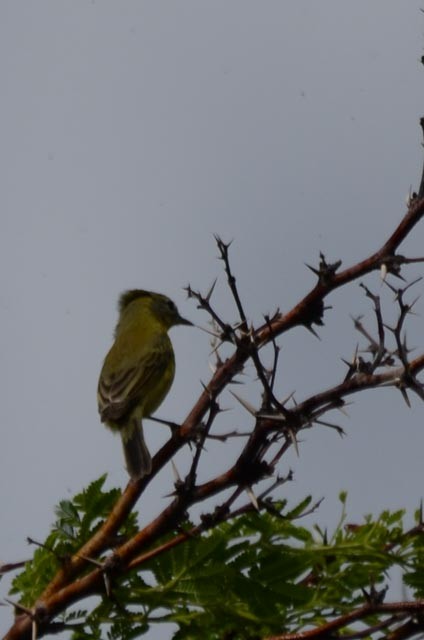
148,415,181,432
171,460,182,483
209,338,226,356
200,380,213,400
306,255,341,282
229,390,257,416
213,233,233,251
76,553,118,599
380,263,388,282
103,573,112,598
399,387,411,408
335,404,351,418
214,405,232,415
256,411,286,422
205,278,218,302
281,391,295,406
403,276,423,292
195,323,222,340
184,284,193,298
162,488,178,498
77,554,104,569
406,186,415,207
4,598,33,616
305,262,320,276
304,324,321,340
248,323,256,344
245,486,260,511
287,428,299,456
408,295,420,312
393,271,406,282
3,597,47,638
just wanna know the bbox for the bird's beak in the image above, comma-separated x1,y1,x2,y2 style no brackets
178,315,193,326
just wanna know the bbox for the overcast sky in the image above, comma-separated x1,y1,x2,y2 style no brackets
1,2,424,638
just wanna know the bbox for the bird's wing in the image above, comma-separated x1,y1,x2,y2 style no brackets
98,337,172,423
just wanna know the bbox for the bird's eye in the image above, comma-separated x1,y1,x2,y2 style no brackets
167,300,176,312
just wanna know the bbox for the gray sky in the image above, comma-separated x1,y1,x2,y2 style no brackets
1,2,424,637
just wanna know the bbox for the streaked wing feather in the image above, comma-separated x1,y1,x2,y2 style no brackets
98,346,171,423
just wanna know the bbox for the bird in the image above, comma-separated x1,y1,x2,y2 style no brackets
97,289,192,479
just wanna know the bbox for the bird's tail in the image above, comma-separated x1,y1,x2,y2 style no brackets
121,419,152,479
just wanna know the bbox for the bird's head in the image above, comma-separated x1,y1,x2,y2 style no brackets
118,289,192,330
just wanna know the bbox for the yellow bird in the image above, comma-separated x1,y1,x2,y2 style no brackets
98,290,192,479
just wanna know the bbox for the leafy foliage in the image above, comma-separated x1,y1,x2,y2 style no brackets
9,481,424,640
10,476,138,606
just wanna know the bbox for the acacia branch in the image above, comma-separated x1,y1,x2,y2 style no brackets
266,600,424,640
5,199,424,640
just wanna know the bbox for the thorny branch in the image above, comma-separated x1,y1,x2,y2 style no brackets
266,600,424,640
4,187,424,639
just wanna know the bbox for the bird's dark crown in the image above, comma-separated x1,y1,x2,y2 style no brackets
118,289,156,313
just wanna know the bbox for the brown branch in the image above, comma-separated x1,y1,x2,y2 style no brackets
266,600,424,640
386,619,424,640
257,199,424,344
338,613,406,639
40,472,151,599
4,201,424,640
